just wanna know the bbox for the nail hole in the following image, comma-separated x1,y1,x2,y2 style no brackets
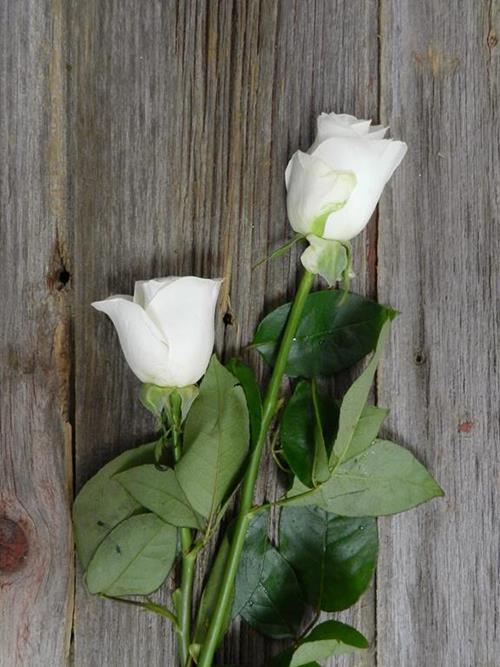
414,352,426,365
223,311,234,326
55,268,71,290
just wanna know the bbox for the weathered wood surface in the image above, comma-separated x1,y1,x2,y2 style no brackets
0,0,498,666
0,1,73,666
377,2,500,666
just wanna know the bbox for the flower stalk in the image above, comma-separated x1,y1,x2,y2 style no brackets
197,270,315,667
171,402,196,667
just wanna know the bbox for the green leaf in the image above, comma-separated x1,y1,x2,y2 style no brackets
331,318,392,467
85,513,177,596
234,512,306,639
279,506,378,611
176,356,250,519
281,381,338,487
329,439,444,516
226,358,262,448
345,405,388,461
310,379,330,485
253,290,395,378
287,440,444,517
193,536,232,648
269,647,319,667
240,547,306,639
289,620,368,666
232,512,270,617
73,442,157,569
114,465,201,529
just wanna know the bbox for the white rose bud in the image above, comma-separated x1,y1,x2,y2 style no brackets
286,151,357,236
286,112,407,241
92,276,222,387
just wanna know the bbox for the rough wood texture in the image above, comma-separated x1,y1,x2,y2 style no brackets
0,1,73,666
1,0,498,665
377,1,500,666
70,3,178,665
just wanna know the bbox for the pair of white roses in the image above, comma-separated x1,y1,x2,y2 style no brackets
94,113,406,387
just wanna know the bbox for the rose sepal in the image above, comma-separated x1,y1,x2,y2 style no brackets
300,235,354,288
140,383,199,426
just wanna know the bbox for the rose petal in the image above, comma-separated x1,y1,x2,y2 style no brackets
92,297,172,385
133,277,179,308
312,136,407,241
145,277,222,386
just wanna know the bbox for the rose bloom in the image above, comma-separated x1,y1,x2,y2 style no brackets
286,112,407,241
92,276,222,387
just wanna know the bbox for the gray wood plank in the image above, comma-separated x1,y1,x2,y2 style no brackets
0,1,73,666
377,1,500,666
71,1,379,665
70,2,179,665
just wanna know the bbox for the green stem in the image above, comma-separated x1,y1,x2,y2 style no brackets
172,424,195,667
197,270,315,667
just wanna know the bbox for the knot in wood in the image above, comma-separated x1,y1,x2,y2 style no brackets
0,518,29,574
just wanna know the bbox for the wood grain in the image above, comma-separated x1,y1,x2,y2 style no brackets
70,1,378,666
377,1,500,665
0,1,73,665
70,2,179,665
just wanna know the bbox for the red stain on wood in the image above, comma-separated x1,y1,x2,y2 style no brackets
458,421,474,434
0,518,29,573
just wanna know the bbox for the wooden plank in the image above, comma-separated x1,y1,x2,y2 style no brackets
70,2,179,665
0,1,73,666
377,1,500,665
71,0,380,665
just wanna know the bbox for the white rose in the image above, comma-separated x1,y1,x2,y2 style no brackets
92,276,222,387
286,112,407,241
